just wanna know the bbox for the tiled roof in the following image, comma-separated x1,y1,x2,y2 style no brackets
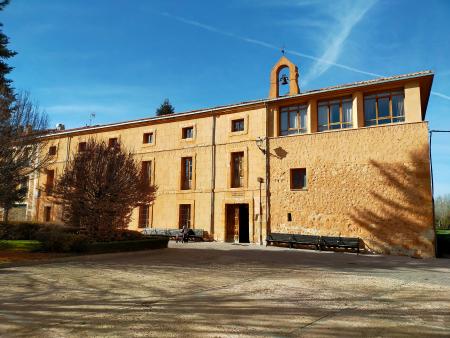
45,70,433,137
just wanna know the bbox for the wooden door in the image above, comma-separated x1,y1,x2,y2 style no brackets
226,205,239,242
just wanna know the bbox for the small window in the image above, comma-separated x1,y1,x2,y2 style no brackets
48,146,57,156
138,205,150,228
46,169,55,195
287,213,292,222
181,157,193,190
143,132,153,144
290,168,307,190
44,206,51,222
108,138,119,148
78,142,87,152
179,204,191,229
231,152,244,188
182,127,194,139
142,161,152,185
231,118,245,132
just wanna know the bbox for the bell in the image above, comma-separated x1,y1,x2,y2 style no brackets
280,74,289,85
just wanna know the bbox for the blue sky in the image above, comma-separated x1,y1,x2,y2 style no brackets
2,0,450,195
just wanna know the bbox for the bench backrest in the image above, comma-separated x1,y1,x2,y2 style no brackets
293,234,320,243
321,236,359,246
267,233,294,241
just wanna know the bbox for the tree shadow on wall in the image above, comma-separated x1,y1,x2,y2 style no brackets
350,146,434,257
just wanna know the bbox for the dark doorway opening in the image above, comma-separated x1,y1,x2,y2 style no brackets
225,203,249,243
238,204,249,243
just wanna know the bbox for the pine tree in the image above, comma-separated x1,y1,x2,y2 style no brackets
155,98,175,116
0,0,16,100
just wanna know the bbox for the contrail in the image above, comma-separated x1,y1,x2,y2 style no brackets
161,12,450,101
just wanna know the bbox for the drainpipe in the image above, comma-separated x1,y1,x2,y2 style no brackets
264,102,270,244
210,113,216,240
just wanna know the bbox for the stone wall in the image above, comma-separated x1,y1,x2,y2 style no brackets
269,122,434,258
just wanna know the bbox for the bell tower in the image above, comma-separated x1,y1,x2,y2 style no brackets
269,56,300,98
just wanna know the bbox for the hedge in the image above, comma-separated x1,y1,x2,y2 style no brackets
87,237,169,253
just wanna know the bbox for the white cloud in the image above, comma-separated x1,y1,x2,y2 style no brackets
302,1,378,84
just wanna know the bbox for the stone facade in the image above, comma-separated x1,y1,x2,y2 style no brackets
17,57,435,257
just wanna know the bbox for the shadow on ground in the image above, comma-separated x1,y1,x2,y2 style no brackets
1,245,449,337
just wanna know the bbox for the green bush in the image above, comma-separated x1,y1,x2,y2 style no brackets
0,222,41,240
0,222,78,240
36,230,90,253
88,238,168,253
107,229,145,241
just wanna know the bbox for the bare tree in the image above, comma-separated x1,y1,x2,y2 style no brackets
54,139,156,240
435,194,450,228
0,89,49,222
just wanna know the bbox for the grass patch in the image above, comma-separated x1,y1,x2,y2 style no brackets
436,229,450,235
0,240,42,252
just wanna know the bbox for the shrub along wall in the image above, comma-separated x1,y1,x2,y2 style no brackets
88,237,169,253
0,222,169,253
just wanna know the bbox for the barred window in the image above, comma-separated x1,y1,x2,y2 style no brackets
142,161,152,185
231,152,244,188
181,157,192,190
179,204,191,229
138,205,149,228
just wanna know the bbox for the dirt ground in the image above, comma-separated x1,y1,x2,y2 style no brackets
1,242,450,337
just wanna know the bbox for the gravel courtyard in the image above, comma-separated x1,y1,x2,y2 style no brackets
1,242,450,337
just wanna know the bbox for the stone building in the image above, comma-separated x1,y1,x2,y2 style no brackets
12,57,436,257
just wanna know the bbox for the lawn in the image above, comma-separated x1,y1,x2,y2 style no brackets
0,240,42,251
436,229,450,235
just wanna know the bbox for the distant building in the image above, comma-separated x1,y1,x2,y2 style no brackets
15,57,436,257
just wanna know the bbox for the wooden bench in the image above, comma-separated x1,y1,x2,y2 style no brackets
266,232,360,253
266,233,295,248
320,236,360,253
266,233,320,249
292,234,321,250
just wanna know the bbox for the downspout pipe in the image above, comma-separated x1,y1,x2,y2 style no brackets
210,113,216,240
264,102,270,244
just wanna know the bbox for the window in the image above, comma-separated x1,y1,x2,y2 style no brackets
181,157,192,190
290,168,307,190
364,90,405,126
46,169,55,195
182,127,194,139
287,213,292,222
78,142,87,152
179,204,191,229
48,146,57,156
44,206,51,222
231,118,245,132
280,105,307,135
231,152,244,188
143,132,153,144
138,205,150,228
318,97,352,131
108,138,119,148
142,161,152,185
